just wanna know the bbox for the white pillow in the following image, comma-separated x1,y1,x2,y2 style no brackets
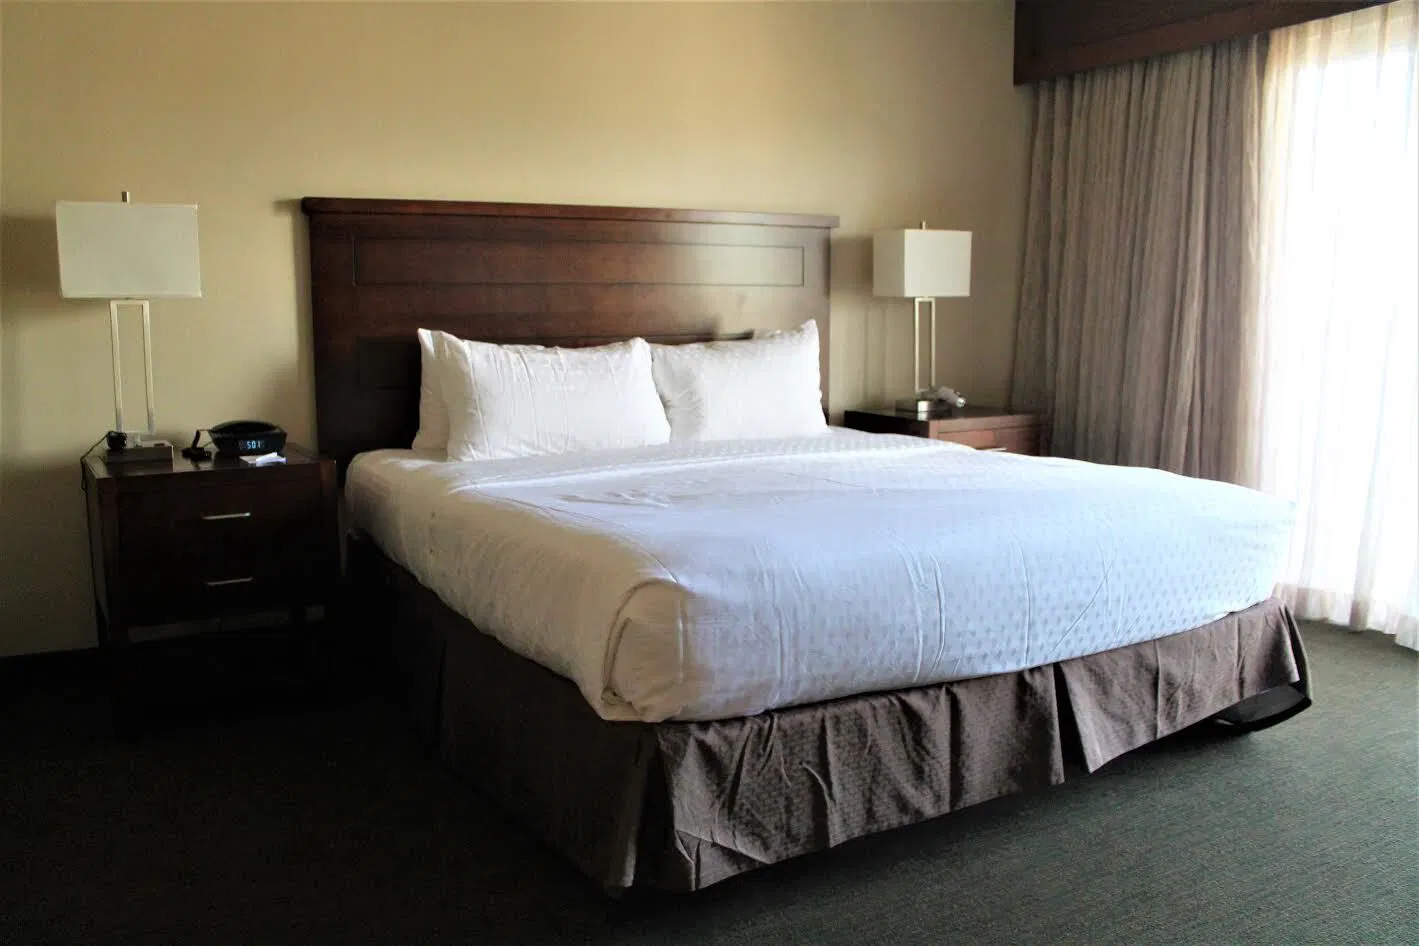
434,333,671,461
410,328,449,453
651,320,828,441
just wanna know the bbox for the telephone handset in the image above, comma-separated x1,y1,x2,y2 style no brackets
929,387,968,409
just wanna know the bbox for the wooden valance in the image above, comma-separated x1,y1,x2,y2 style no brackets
1015,0,1386,83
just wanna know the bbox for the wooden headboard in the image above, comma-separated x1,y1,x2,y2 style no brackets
302,197,838,471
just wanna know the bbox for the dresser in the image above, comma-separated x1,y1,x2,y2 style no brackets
82,446,340,719
842,406,1044,455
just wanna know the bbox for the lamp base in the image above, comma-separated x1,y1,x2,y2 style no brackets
103,438,174,467
894,396,935,417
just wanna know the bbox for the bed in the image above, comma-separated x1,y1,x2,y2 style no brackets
303,197,1312,892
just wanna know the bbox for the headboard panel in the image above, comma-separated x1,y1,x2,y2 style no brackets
302,198,838,471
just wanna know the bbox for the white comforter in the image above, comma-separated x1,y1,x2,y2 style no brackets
346,431,1294,723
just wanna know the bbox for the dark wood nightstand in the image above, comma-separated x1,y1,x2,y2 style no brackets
842,406,1045,455
82,445,340,721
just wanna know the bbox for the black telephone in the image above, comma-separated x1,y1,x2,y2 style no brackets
184,420,287,461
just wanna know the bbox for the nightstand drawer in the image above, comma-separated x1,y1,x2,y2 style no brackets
935,425,1041,455
117,542,329,624
116,477,324,561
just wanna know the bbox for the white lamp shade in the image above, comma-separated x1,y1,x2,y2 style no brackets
56,200,202,299
872,229,971,299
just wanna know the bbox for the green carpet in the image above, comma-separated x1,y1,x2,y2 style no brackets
1,622,1414,945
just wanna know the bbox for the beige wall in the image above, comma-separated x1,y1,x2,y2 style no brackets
0,1,1030,655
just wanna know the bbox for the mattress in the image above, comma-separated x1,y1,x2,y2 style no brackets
345,430,1295,723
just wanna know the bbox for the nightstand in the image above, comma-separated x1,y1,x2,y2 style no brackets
82,445,340,721
842,406,1045,455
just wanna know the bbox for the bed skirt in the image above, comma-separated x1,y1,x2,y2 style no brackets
350,536,1311,893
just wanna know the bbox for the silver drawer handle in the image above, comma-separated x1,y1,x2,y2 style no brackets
201,511,252,521
204,576,255,587
980,446,1009,452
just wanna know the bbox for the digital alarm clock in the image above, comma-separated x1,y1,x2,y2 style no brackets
208,420,287,458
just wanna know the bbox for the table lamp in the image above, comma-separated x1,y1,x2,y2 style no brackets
56,192,202,464
872,224,972,416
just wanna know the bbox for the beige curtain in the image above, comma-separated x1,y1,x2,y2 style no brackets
1011,37,1265,481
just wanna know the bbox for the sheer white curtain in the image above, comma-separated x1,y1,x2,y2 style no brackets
1249,1,1419,649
